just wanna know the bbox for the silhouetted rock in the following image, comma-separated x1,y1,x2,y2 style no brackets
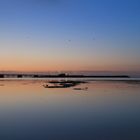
43,80,87,88
73,87,88,91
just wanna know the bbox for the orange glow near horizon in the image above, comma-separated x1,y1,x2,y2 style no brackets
0,39,139,73
0,59,140,73
0,51,140,72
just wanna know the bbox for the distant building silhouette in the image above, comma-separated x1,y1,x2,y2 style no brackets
0,74,4,78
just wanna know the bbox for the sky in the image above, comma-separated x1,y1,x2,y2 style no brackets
0,0,140,73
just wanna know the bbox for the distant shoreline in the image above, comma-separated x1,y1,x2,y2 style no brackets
0,73,130,78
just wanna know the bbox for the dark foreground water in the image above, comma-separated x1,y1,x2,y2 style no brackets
0,78,140,140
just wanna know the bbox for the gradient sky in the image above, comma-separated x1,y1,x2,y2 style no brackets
0,0,140,72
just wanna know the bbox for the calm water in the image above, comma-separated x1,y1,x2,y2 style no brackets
0,78,140,140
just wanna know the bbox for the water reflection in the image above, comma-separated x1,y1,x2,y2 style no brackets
0,79,140,140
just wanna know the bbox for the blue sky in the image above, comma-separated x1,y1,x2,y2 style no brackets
0,0,140,72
